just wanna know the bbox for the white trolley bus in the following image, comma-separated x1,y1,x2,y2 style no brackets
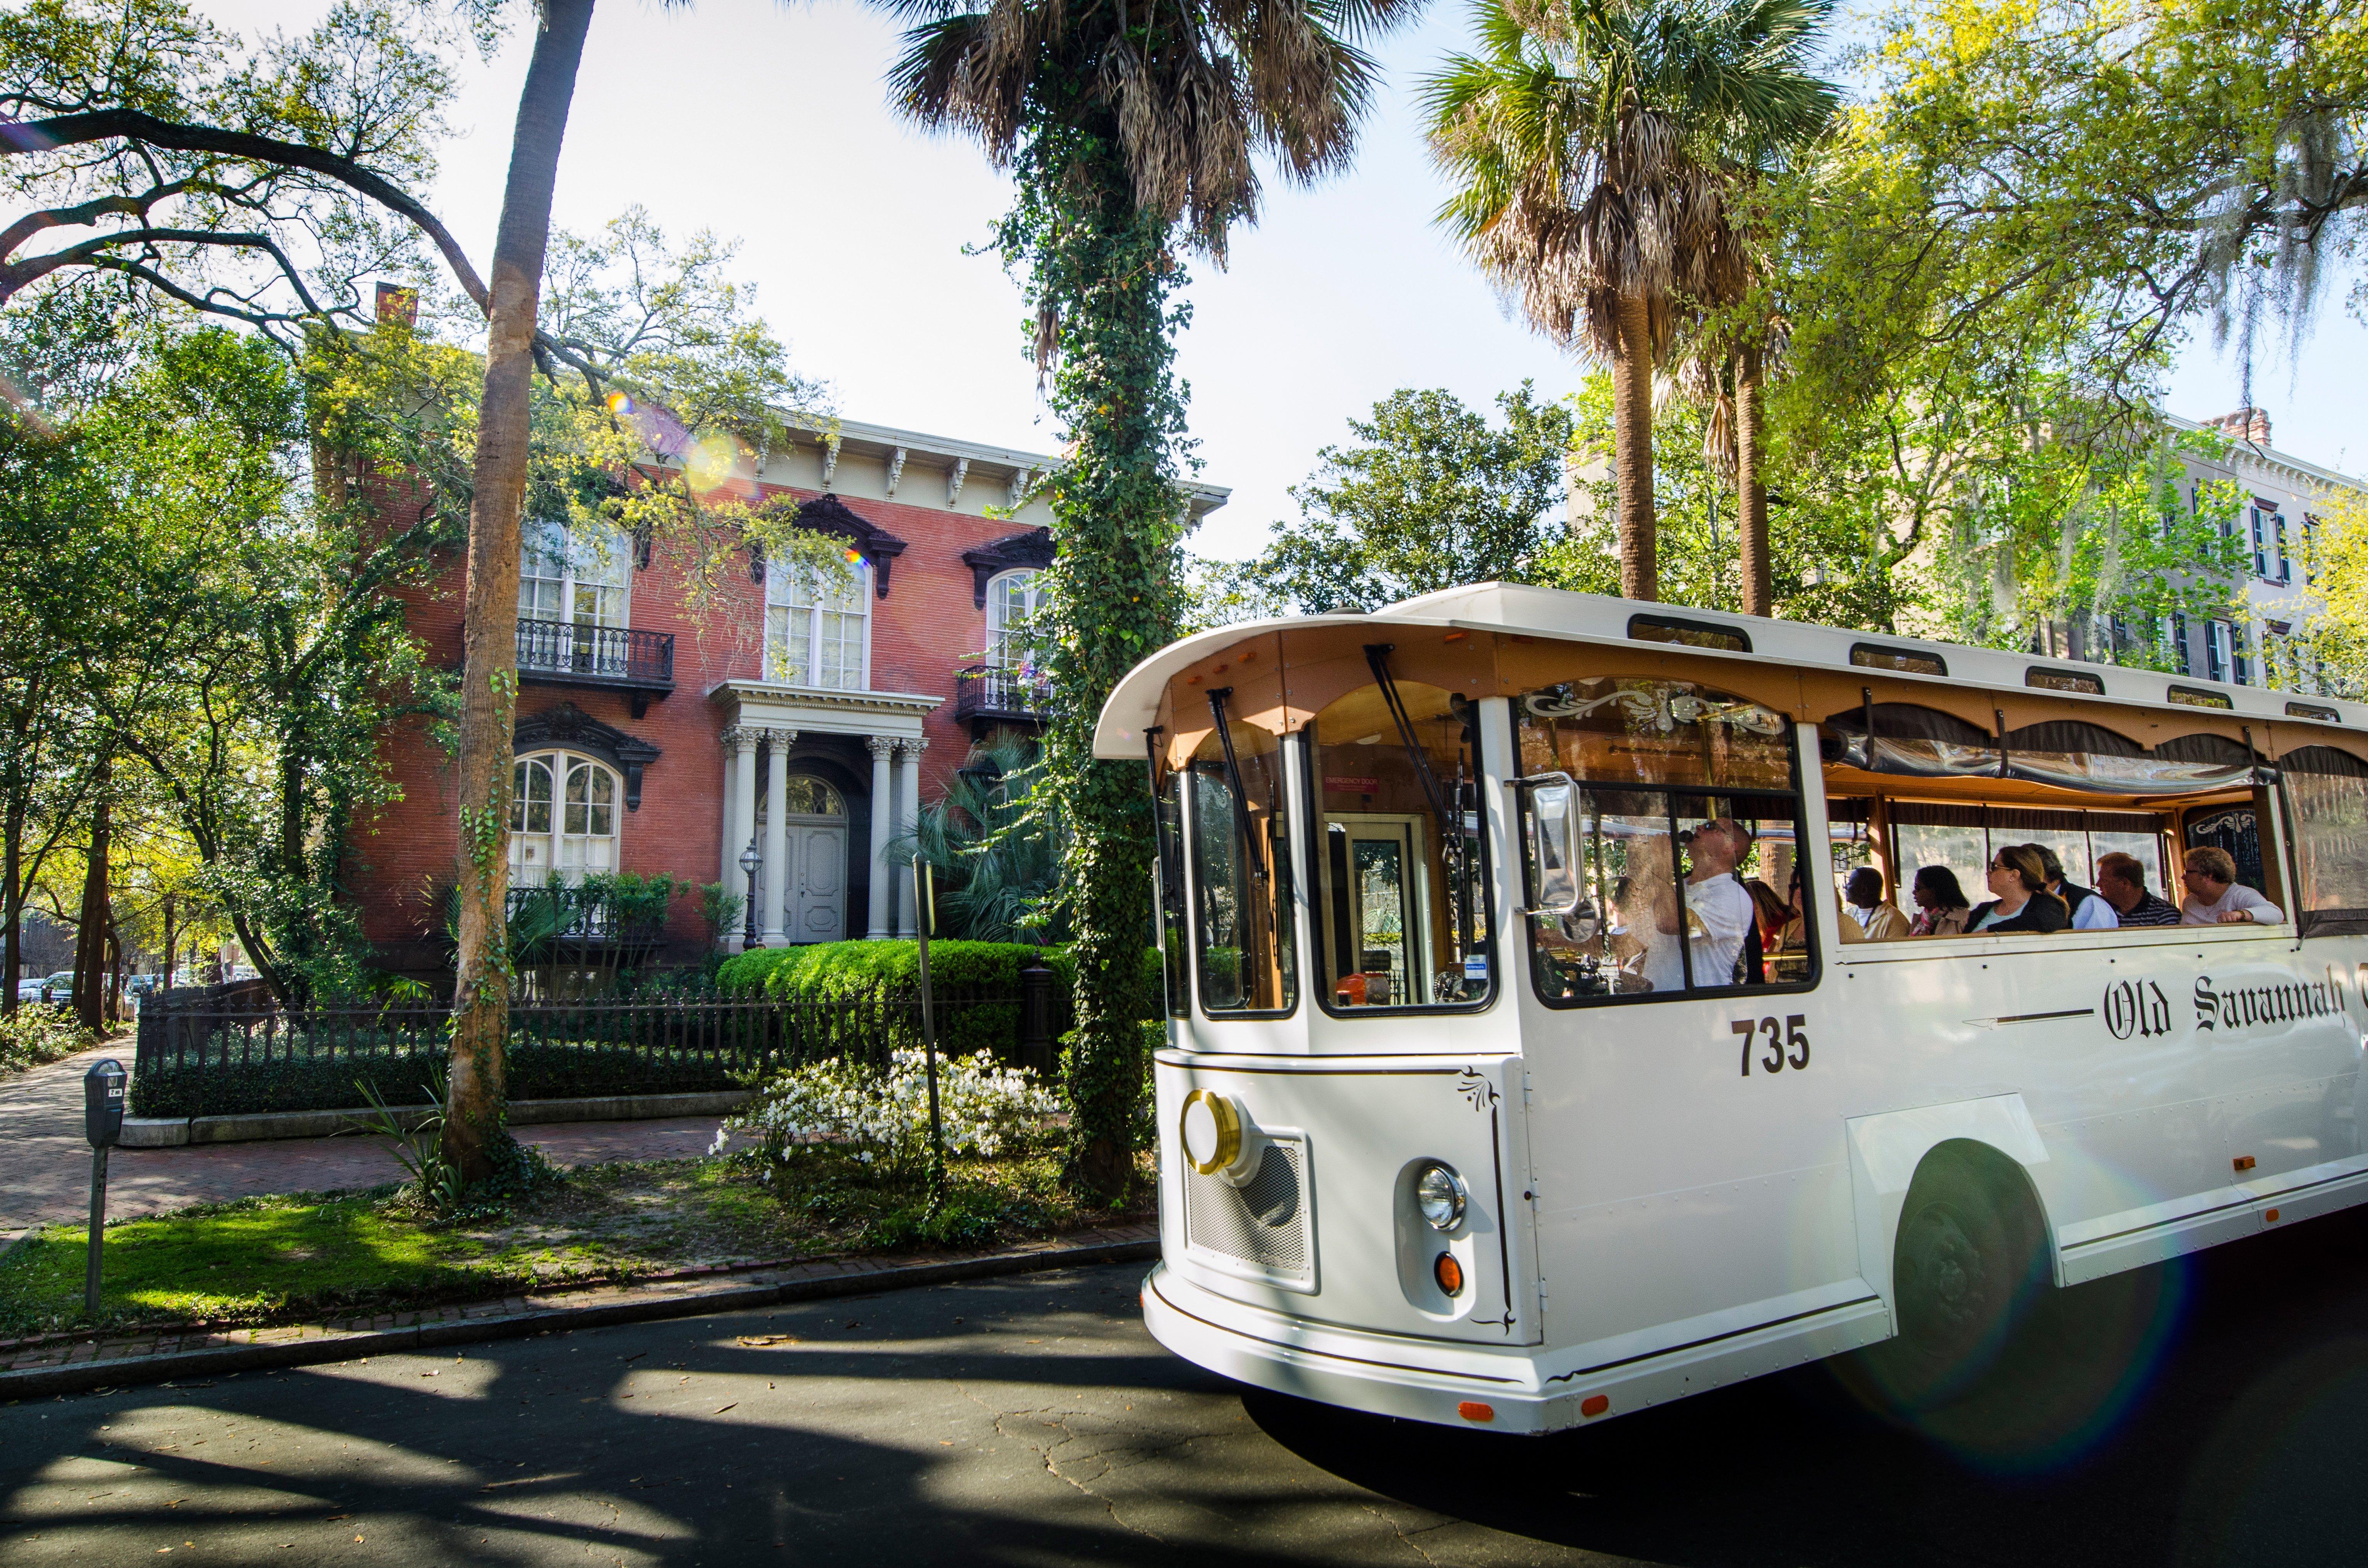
1100,584,2368,1433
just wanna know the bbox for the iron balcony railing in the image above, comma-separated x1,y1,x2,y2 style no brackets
515,618,675,695
954,662,1052,727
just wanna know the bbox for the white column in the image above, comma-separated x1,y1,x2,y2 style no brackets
865,735,896,939
726,727,760,954
896,737,926,937
762,729,794,946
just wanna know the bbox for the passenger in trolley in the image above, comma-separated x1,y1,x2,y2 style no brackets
1111,584,2368,1434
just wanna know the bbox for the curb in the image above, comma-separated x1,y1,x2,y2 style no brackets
0,1230,1159,1402
119,1090,751,1148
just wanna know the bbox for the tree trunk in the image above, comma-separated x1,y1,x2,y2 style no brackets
161,891,177,991
1034,126,1187,1202
104,915,122,1027
1735,343,1772,618
72,768,109,1034
1612,291,1658,601
2,788,20,1020
444,0,598,1184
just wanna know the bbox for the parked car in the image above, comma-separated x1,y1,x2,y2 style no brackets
14,978,47,1004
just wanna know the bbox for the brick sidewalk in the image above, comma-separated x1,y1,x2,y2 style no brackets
0,1222,1160,1400
0,1044,736,1239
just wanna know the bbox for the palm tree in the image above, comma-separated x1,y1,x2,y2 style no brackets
1677,256,1793,617
1423,0,1835,602
872,0,1424,1197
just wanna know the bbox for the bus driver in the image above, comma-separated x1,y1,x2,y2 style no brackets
1640,817,1757,991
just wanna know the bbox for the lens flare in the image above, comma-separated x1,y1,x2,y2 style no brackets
684,431,744,487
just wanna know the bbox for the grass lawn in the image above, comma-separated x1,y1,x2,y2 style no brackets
0,1151,1152,1339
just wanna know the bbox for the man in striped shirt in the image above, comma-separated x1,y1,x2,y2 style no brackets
2097,852,2181,927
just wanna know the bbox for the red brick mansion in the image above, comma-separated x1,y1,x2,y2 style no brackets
348,418,1228,979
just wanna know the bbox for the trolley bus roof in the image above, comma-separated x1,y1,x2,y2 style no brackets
1092,582,2368,765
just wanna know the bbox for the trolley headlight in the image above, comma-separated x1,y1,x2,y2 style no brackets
1178,1089,1243,1176
1414,1161,1467,1231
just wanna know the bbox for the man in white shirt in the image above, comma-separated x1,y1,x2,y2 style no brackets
1641,817,1758,990
2030,844,2119,931
2179,845,2284,925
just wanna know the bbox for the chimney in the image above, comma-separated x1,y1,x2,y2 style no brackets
374,282,418,327
2211,405,2271,446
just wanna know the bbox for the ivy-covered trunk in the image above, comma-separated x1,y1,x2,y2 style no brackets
1010,123,1190,1201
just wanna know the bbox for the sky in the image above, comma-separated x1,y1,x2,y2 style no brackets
213,0,2368,560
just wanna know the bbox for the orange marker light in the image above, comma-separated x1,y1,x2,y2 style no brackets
1580,1395,1611,1418
2234,1155,2257,1172
1458,1401,1494,1423
1434,1252,1464,1296
2265,1207,2282,1223
1443,630,1468,643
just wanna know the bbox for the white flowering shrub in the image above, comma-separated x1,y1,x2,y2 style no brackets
718,1049,1062,1185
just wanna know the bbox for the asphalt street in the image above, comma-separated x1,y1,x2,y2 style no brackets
4,1212,2367,1567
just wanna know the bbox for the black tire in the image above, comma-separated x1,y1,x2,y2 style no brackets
1872,1159,2049,1408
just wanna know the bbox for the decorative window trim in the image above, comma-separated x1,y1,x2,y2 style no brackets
751,493,908,598
514,701,660,810
962,527,1055,609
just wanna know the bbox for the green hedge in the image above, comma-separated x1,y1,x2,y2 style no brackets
714,939,1164,1062
129,1041,744,1120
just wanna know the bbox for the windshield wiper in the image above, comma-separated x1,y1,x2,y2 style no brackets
1206,688,1270,896
1366,645,1478,970
1364,644,1460,844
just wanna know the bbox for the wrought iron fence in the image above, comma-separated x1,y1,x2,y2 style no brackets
133,987,1035,1089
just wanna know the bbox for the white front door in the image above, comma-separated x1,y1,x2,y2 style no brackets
789,823,846,941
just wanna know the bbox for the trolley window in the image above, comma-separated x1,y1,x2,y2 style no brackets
1305,673,1493,1014
1517,678,1815,1005
2280,746,2368,933
1190,693,1297,1016
1155,758,1191,1018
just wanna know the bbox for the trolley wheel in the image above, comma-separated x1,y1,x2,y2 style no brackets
1875,1160,2049,1407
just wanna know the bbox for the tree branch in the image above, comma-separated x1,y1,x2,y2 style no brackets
2,107,490,311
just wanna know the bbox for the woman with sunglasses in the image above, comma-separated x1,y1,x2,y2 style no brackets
1966,843,2070,934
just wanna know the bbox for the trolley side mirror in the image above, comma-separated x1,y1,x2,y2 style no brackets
1513,772,1584,918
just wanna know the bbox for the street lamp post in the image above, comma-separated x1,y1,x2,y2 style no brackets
738,839,762,949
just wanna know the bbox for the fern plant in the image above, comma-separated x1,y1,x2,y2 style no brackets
889,734,1068,944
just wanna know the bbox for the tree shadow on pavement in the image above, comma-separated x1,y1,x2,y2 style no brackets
1244,1211,2368,1568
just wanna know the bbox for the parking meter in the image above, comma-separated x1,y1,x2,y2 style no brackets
84,1058,126,1147
82,1058,125,1320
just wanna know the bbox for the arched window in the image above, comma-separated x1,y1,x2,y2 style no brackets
986,568,1044,677
784,775,844,817
518,521,630,629
510,750,619,886
753,775,846,829
766,559,868,689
